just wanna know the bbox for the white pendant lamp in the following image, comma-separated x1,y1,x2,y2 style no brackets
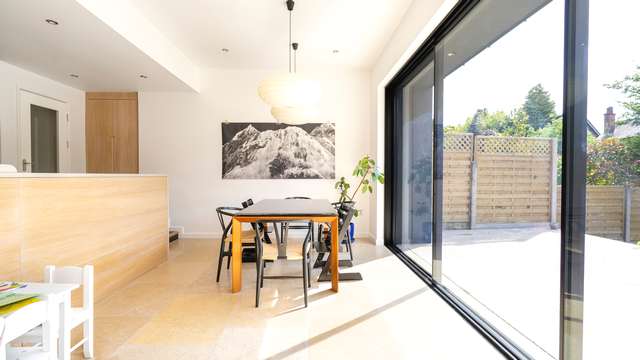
270,106,318,124
257,0,321,123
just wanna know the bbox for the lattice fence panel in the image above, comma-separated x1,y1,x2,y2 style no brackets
475,136,551,156
475,137,554,224
443,134,473,228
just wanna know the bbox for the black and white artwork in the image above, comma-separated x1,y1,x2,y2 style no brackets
222,122,335,179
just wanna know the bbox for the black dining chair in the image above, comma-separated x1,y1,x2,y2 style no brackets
255,223,313,308
281,197,314,248
215,206,261,282
315,202,357,282
316,201,356,262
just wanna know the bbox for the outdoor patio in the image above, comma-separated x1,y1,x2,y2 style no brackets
402,226,640,360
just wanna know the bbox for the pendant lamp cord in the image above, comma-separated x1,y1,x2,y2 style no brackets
288,10,292,73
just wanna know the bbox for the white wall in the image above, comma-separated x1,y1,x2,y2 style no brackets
369,0,457,244
0,60,85,172
139,67,372,238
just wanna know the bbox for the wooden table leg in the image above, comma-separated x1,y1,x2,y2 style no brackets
231,218,242,293
330,216,339,292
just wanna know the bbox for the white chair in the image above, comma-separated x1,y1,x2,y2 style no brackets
0,164,18,173
12,266,94,359
45,265,94,359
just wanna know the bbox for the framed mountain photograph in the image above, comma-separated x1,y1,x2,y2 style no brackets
221,122,335,179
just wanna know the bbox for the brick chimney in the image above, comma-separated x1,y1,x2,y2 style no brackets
604,106,616,137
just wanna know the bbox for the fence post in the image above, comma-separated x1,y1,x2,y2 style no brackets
623,185,632,242
469,160,477,229
550,138,558,226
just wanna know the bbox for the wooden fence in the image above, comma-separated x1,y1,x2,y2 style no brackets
443,133,638,242
444,134,556,229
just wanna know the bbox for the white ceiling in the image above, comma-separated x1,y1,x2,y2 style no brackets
0,0,414,92
0,0,196,91
128,0,413,70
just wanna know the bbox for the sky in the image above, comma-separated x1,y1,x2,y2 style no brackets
442,0,640,132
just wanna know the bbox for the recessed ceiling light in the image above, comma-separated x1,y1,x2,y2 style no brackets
45,19,59,26
332,49,339,54
447,52,456,57
221,48,229,53
69,74,79,78
139,74,148,79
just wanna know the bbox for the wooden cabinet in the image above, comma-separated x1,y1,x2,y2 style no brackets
86,92,139,173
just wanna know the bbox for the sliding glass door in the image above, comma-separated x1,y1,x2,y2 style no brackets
391,57,435,270
384,0,616,358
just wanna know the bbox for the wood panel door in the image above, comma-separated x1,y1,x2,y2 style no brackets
113,99,139,173
86,93,138,173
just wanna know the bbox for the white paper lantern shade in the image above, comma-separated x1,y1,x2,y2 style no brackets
270,106,319,124
258,73,321,108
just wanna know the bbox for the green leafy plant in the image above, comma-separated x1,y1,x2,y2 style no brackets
335,155,385,216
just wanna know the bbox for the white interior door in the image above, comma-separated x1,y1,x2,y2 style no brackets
19,90,70,173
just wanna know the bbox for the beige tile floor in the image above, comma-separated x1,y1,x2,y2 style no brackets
78,237,502,359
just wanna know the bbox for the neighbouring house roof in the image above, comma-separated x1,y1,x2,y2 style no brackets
613,122,640,138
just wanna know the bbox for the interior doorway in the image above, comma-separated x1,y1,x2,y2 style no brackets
19,90,70,173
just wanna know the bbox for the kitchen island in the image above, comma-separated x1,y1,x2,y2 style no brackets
0,173,168,302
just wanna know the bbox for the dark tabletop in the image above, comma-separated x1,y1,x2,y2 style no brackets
235,199,337,217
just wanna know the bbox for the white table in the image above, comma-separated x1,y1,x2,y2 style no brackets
1,300,55,360
12,283,79,360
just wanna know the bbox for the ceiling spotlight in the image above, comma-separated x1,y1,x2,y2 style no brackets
139,74,148,79
45,19,59,25
221,48,229,53
447,52,456,57
332,49,339,54
69,74,79,78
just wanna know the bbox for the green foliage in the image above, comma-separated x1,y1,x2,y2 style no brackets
534,115,563,139
523,84,557,129
605,65,640,126
335,155,385,216
586,136,640,185
449,108,534,137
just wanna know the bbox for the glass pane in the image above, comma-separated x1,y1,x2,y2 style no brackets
584,1,640,358
394,61,435,270
30,104,59,173
439,0,563,358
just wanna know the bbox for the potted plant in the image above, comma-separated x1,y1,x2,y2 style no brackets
335,155,385,241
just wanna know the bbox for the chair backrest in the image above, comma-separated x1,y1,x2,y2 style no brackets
336,202,356,241
285,196,311,200
0,164,17,173
216,206,242,238
44,265,94,311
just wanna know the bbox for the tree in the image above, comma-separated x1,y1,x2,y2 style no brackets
587,137,639,185
523,84,556,129
605,65,640,126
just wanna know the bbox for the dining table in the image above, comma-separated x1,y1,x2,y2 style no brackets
231,199,340,293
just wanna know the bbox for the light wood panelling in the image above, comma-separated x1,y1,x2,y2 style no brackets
113,99,139,173
86,92,138,100
0,180,21,279
0,175,168,302
86,92,138,173
86,99,115,173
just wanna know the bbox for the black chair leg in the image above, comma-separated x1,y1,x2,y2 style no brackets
226,240,232,269
307,261,312,288
261,262,265,288
346,233,354,261
256,258,262,308
216,238,226,283
302,256,308,307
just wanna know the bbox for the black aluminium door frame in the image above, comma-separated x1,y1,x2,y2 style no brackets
383,0,589,360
